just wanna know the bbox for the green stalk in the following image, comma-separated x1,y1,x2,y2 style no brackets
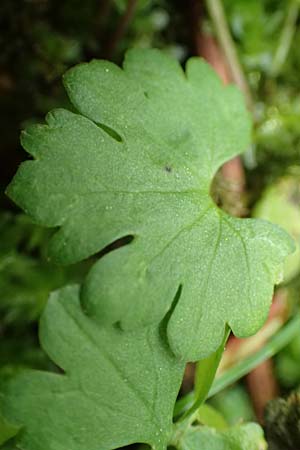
179,327,230,420
174,313,300,418
270,0,300,77
205,0,253,111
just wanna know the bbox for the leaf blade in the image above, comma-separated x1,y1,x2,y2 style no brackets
6,49,294,360
1,286,184,450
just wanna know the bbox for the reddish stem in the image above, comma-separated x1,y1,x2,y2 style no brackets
105,0,138,59
246,359,279,423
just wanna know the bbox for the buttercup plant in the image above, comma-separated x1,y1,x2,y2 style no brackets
0,48,293,450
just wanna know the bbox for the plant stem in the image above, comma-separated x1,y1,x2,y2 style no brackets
96,0,113,46
174,313,300,418
105,0,138,59
179,327,230,420
205,0,253,111
270,0,300,77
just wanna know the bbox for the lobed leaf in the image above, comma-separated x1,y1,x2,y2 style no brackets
7,49,294,360
0,285,184,450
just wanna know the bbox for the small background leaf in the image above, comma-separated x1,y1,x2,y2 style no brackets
175,423,266,450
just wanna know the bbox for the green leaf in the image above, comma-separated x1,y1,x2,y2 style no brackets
7,48,294,361
174,423,266,450
0,285,184,450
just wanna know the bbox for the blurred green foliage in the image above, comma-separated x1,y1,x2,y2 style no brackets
275,333,300,388
219,0,299,201
0,213,89,325
253,175,300,282
224,0,286,73
0,212,91,371
209,385,256,426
